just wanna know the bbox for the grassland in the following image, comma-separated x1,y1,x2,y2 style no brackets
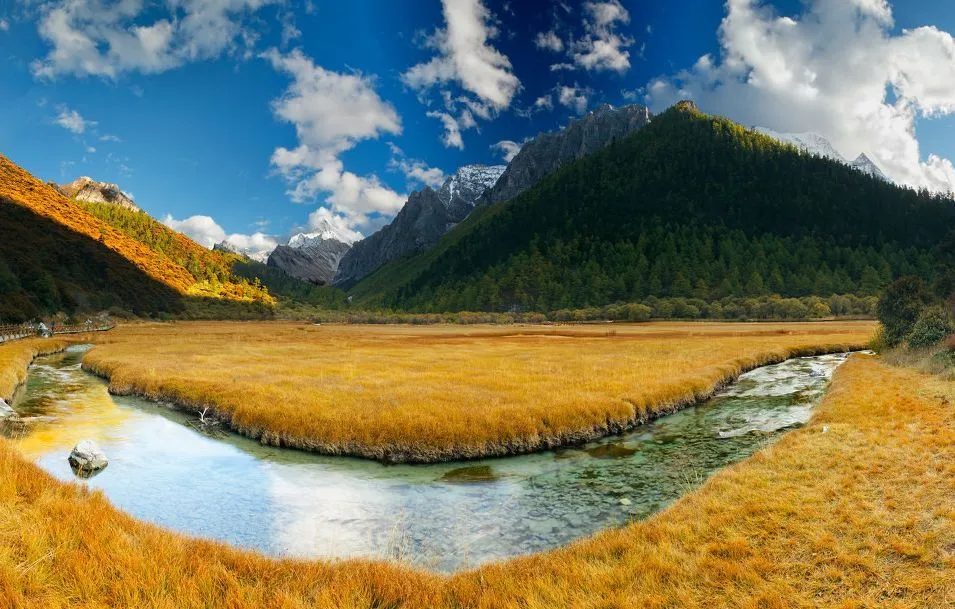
81,321,874,462
3,337,954,607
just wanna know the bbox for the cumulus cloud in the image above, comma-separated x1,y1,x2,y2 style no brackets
31,0,273,79
264,48,405,230
403,0,519,149
54,106,95,133
645,0,955,194
162,214,226,248
572,0,633,73
162,213,278,258
534,30,563,52
490,139,521,162
403,0,519,110
0,19,9,32
387,143,446,189
557,85,591,114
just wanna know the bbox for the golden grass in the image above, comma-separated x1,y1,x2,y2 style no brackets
2,340,954,607
0,338,68,401
82,321,875,462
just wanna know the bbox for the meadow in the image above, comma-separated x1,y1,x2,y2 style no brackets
81,320,874,462
2,335,953,607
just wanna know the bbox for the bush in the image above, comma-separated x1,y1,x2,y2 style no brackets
878,277,932,347
907,306,955,349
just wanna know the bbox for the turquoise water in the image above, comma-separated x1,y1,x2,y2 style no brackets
12,346,847,571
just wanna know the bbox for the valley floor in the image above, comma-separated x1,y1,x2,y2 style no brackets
80,320,873,463
1,336,953,607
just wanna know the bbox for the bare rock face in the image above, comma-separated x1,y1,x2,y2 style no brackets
68,439,108,477
333,165,504,288
478,104,653,207
267,238,352,285
55,176,140,211
0,398,15,419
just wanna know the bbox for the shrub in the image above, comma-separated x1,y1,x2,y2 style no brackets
878,277,932,347
907,307,954,349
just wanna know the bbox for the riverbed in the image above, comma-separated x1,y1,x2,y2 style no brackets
10,346,847,571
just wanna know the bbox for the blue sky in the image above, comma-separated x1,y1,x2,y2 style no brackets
1,0,955,256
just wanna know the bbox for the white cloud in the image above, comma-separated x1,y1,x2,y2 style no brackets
387,144,446,189
54,106,96,133
222,231,279,259
31,0,274,79
490,139,521,162
426,110,466,149
162,213,278,258
0,19,9,32
402,0,520,111
645,0,955,194
534,94,554,110
99,134,122,142
162,214,226,248
85,145,96,153
264,48,405,230
557,85,591,114
535,30,564,52
572,0,634,73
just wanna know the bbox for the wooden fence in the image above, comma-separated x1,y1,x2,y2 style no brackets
0,321,115,344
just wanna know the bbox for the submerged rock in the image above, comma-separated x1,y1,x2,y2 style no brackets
440,465,498,484
585,442,638,459
68,439,108,477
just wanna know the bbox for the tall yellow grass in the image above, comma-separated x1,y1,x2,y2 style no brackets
83,321,875,462
3,339,953,607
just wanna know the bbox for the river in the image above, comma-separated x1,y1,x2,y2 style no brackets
10,345,847,571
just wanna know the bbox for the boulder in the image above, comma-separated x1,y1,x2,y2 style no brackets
68,440,108,476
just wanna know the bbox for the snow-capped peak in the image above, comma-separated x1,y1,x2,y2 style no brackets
850,153,889,181
288,218,362,248
438,164,506,208
756,127,890,183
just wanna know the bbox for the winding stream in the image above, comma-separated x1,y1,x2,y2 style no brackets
10,346,847,571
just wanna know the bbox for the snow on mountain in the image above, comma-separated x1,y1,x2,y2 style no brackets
850,153,889,181
437,164,506,208
755,128,847,163
288,217,362,248
756,127,890,182
212,241,272,263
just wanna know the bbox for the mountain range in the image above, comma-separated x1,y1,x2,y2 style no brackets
755,128,890,182
346,101,951,312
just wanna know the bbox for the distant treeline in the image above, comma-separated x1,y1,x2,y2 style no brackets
287,294,876,325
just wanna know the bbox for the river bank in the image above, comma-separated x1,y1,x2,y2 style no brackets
79,321,874,463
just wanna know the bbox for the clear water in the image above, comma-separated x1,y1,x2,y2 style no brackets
10,345,847,571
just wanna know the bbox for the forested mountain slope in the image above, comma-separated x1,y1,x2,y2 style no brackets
0,154,272,321
351,102,954,312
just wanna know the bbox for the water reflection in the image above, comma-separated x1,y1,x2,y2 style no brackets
13,345,847,571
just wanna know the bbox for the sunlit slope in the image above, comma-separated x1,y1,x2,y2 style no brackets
0,154,271,320
351,102,954,311
78,200,272,303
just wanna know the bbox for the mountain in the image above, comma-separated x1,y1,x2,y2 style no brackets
212,240,271,263
332,164,505,287
54,176,140,211
850,153,889,181
478,103,653,206
348,101,954,312
265,217,360,285
267,239,352,285
756,128,889,182
0,154,276,320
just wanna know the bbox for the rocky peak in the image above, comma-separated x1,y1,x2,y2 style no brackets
56,176,139,211
287,218,361,249
478,103,653,207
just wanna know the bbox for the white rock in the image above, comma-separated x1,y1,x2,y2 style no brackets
0,398,15,419
68,439,109,475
